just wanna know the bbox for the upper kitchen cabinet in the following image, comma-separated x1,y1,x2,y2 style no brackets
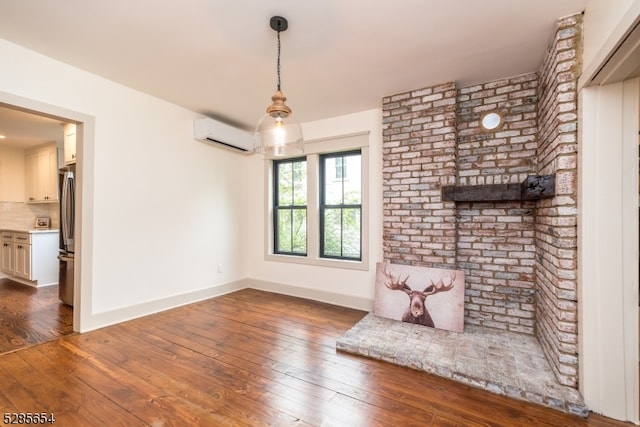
25,143,58,203
63,123,76,165
0,145,26,202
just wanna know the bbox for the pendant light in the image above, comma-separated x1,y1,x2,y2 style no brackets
254,16,304,157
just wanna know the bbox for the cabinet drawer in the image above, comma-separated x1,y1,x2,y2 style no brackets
13,233,31,244
1,232,14,242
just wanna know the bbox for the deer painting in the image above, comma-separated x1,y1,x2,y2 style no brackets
382,266,456,328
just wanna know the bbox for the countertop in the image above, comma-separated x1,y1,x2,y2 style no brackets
1,229,59,234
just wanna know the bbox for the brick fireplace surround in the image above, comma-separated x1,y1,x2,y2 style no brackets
382,13,581,391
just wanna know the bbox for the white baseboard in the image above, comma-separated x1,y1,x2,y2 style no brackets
247,278,373,312
82,279,248,332
82,278,372,333
2,275,38,287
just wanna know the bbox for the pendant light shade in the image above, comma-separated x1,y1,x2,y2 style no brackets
254,16,303,157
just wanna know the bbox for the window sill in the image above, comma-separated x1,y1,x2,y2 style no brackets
264,253,369,271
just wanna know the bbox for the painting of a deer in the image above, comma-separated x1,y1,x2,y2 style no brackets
382,266,456,328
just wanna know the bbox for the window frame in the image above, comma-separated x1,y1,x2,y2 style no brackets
272,157,308,256
263,132,370,271
319,150,362,261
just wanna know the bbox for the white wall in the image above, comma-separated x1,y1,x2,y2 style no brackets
582,0,640,85
246,109,383,310
0,36,385,332
0,38,249,331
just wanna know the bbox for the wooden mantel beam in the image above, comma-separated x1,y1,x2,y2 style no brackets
441,174,555,202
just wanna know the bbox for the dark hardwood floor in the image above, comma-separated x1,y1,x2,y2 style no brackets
0,278,73,354
0,289,631,426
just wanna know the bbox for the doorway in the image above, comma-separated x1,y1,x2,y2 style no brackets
0,104,79,352
0,91,91,335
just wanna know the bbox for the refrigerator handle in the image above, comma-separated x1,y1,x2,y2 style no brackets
61,171,74,247
61,173,69,244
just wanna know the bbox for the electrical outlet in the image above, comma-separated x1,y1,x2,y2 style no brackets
217,264,223,274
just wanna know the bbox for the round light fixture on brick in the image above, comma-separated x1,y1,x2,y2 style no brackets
481,112,502,131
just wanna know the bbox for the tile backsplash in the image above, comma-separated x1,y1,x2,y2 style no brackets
0,202,59,230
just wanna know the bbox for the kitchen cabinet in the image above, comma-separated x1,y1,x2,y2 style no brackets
13,234,31,280
1,233,13,273
25,143,58,203
0,146,26,202
63,123,77,165
0,230,59,286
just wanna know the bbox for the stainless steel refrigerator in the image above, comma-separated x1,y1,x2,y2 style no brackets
58,166,75,306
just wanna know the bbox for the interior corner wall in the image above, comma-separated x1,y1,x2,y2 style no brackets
535,14,582,388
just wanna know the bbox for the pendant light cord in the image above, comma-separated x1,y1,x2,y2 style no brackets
276,29,282,92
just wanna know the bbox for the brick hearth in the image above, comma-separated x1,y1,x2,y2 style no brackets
336,313,587,416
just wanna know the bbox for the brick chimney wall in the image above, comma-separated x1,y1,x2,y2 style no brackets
382,82,458,268
456,74,539,335
381,14,582,388
535,14,581,388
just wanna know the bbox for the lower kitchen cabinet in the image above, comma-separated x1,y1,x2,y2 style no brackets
1,235,13,273
0,230,59,286
13,234,31,280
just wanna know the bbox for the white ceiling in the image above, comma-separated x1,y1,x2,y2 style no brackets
0,0,588,140
0,106,64,149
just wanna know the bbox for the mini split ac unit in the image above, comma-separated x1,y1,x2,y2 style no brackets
193,117,254,154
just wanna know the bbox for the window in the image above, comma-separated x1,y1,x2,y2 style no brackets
335,157,344,179
266,132,369,270
273,157,307,255
320,151,362,260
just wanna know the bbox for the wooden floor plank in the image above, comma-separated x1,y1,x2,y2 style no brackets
152,300,553,426
60,334,246,426
34,342,150,425
116,320,416,427
121,292,636,423
0,289,631,426
105,308,403,427
78,328,310,426
0,279,73,354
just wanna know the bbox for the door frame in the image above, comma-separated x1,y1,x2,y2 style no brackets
0,90,95,332
579,77,640,426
